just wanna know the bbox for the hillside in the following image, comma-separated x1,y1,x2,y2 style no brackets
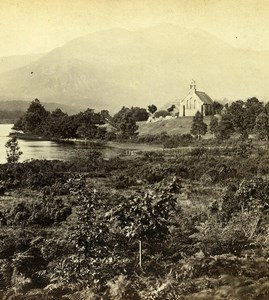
0,53,43,74
0,24,268,112
138,116,212,136
0,100,83,115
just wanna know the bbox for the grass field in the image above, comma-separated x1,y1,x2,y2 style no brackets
137,116,212,136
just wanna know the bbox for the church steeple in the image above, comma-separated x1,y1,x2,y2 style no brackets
190,79,196,91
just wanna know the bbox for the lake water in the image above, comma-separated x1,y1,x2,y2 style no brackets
0,124,126,163
0,124,161,163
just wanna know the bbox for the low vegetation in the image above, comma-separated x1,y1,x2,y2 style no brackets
1,142,269,299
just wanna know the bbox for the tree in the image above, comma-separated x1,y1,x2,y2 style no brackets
13,99,49,134
112,176,180,268
119,115,138,138
154,110,171,118
130,107,149,121
215,114,234,140
227,98,264,139
113,107,138,138
227,100,247,137
148,104,157,115
212,101,224,114
190,111,207,140
76,123,97,140
43,108,68,138
113,107,148,123
245,97,264,130
209,116,219,138
254,112,269,140
5,137,23,164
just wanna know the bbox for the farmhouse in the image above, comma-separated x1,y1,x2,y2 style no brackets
176,80,214,117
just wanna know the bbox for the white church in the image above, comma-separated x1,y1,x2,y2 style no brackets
175,80,214,117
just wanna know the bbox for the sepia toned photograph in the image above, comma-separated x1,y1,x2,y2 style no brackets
1,0,269,299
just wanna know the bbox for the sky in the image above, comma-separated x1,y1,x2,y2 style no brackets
1,0,269,57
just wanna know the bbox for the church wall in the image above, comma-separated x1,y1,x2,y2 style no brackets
177,94,204,117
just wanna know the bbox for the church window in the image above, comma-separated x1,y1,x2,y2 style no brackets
194,99,196,109
186,100,189,109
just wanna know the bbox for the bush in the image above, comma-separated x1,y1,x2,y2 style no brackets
113,174,138,189
154,110,171,118
3,197,72,227
140,164,173,184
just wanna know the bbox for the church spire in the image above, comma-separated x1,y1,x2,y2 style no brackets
190,79,196,91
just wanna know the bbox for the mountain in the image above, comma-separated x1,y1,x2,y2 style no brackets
0,100,82,115
0,24,269,112
0,53,44,74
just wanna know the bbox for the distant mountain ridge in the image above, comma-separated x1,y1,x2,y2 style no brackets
0,100,82,115
0,24,268,112
0,53,44,74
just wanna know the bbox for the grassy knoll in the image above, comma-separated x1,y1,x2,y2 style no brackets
137,116,212,136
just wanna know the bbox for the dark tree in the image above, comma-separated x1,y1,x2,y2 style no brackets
155,110,171,118
130,107,149,121
5,136,23,164
13,99,49,134
254,112,269,140
113,107,139,138
190,111,207,140
212,101,224,114
215,114,234,140
113,106,148,123
227,98,264,139
209,116,219,138
148,104,157,115
119,114,138,138
245,97,264,132
167,105,176,112
43,108,68,138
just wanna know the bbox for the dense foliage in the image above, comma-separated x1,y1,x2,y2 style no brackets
1,143,269,298
190,111,207,139
5,136,22,164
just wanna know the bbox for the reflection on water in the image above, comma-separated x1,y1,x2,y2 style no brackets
0,124,127,163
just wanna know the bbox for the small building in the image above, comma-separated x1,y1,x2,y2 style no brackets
176,80,214,117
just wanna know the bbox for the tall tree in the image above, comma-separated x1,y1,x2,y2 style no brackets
227,100,247,137
209,116,219,138
14,99,49,134
254,112,269,140
5,136,23,164
215,114,234,140
227,98,264,139
43,108,68,138
113,107,139,138
212,101,224,114
190,111,207,140
119,113,138,138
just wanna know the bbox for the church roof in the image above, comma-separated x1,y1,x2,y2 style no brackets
195,91,214,105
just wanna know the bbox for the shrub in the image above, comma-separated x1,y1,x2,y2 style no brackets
113,174,138,189
154,110,171,118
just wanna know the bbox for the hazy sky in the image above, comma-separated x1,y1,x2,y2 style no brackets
1,0,269,56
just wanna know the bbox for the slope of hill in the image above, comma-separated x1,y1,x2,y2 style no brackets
0,24,268,112
0,53,43,74
137,116,212,136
